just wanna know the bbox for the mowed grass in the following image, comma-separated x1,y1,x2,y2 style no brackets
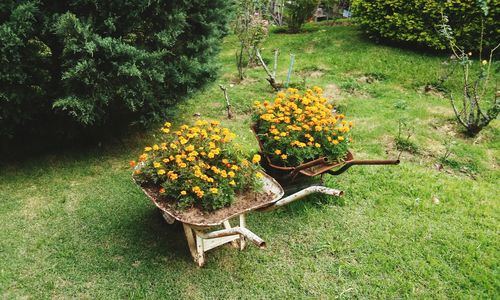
1,23,499,298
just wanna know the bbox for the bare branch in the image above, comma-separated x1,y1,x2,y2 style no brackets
219,84,233,119
450,93,467,128
256,48,280,91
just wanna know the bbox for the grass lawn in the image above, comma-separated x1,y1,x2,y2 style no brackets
1,23,499,298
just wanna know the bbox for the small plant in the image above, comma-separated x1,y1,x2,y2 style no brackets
395,118,419,154
440,138,456,162
438,7,499,137
131,120,262,211
252,86,353,167
394,100,408,110
285,0,318,33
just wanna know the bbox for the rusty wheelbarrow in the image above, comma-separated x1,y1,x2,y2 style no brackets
251,124,400,185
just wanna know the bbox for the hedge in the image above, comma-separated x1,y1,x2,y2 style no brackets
351,0,499,50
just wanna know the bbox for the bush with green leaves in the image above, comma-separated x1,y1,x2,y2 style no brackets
0,1,230,140
285,0,319,33
351,0,499,50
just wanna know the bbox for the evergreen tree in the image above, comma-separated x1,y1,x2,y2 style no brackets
0,0,230,140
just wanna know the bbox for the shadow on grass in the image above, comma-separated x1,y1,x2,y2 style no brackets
117,207,193,263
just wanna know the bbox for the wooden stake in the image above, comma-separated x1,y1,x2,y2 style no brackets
285,54,295,88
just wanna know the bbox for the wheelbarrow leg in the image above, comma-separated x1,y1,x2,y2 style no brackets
223,220,240,249
182,224,205,267
239,214,247,250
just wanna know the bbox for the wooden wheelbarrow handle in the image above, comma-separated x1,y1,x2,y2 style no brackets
327,159,400,175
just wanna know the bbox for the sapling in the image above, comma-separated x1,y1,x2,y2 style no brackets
437,5,499,137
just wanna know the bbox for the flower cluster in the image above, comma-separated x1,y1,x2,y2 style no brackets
252,87,353,166
131,120,262,211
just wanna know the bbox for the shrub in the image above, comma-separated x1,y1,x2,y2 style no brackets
285,0,319,33
131,120,262,211
0,1,230,140
438,12,499,136
351,0,499,50
252,87,353,167
233,0,269,79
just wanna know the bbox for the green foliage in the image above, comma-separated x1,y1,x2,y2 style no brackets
0,0,230,140
351,0,499,50
285,0,319,33
232,0,269,79
1,24,499,298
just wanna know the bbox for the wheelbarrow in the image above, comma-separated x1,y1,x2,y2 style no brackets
135,172,343,266
251,124,400,186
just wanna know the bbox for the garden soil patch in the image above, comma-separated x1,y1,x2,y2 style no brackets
140,183,278,226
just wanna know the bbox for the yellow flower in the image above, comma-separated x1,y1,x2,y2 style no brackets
338,136,344,141
255,172,263,178
228,171,235,178
157,169,166,175
164,121,171,127
144,146,152,152
209,187,218,194
229,180,236,186
152,144,159,151
315,143,321,148
252,154,261,164
153,162,161,168
170,143,177,149
281,154,288,160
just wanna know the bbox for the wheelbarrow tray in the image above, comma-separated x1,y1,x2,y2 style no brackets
252,124,399,181
135,172,284,228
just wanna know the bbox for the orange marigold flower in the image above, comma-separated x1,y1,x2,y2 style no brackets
159,188,166,194
129,160,136,167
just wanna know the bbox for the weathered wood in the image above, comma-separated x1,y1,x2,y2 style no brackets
195,234,205,267
256,49,280,91
218,84,233,119
202,235,240,251
195,227,266,249
182,224,198,263
239,214,247,250
223,220,240,248
259,185,343,212
161,211,175,224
